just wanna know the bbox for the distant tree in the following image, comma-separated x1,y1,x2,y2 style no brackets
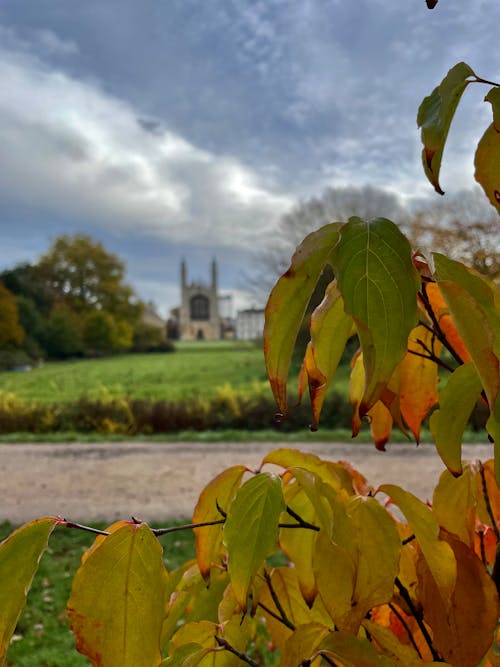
405,188,500,281
132,321,167,352
83,311,132,355
15,295,48,359
251,185,406,296
0,262,54,314
37,234,144,323
43,305,84,359
0,283,25,349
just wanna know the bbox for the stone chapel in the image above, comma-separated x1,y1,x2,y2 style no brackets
179,259,221,340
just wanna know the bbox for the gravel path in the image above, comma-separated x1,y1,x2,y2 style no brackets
0,441,493,524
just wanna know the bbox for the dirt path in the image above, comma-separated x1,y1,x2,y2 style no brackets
0,441,492,524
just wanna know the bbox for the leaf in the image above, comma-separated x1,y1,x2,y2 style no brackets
279,481,318,604
422,283,471,363
362,619,428,667
475,123,500,215
67,523,169,667
281,623,330,667
0,517,57,665
332,217,420,416
378,485,457,609
417,62,475,194
318,632,397,667
429,363,483,476
416,530,499,667
258,568,331,650
485,86,500,132
307,281,354,427
314,496,401,634
400,324,442,442
262,448,342,491
432,463,478,547
223,473,284,610
192,465,246,580
264,223,342,414
366,400,393,451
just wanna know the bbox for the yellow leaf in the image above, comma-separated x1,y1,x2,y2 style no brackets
192,465,246,580
432,463,478,547
422,283,471,363
67,523,169,667
281,623,330,667
379,485,456,611
400,324,442,442
0,517,57,666
475,122,500,215
367,400,393,452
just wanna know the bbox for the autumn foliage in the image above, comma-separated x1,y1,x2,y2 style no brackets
1,63,500,665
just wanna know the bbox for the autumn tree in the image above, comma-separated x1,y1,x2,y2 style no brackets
37,234,143,324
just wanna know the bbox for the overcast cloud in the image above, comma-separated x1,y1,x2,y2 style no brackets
0,1,499,314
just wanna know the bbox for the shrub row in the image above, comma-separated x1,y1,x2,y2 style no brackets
0,384,353,435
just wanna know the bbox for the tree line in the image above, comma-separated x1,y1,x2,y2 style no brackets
0,234,170,369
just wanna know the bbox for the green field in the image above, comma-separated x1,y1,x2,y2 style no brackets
0,341,276,404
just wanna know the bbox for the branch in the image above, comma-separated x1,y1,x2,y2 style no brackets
282,506,320,532
395,577,442,661
419,284,464,366
214,636,259,667
479,462,500,541
262,569,296,631
407,348,454,373
473,75,500,88
58,520,109,536
152,519,225,536
388,603,423,659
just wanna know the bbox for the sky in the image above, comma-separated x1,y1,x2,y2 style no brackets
0,1,499,316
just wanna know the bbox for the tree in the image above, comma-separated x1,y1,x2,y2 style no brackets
37,234,143,323
83,310,133,355
43,305,84,359
1,63,500,667
0,283,24,349
405,187,500,281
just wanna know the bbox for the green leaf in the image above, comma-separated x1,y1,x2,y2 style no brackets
429,362,483,476
307,281,355,428
332,217,420,415
223,473,285,610
378,485,456,609
474,122,500,215
264,223,342,414
417,62,475,194
485,86,500,132
67,523,169,667
192,465,246,581
0,517,57,666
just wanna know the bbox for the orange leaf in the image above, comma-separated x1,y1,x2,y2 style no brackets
422,283,471,363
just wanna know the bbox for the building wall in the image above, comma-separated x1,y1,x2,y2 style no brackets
179,260,221,340
236,308,265,340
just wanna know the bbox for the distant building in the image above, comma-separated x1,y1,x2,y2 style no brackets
236,308,265,340
179,259,221,340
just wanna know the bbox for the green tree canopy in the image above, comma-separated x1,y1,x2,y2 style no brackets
0,283,24,349
37,234,143,323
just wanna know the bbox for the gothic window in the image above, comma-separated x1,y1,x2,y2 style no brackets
190,294,210,320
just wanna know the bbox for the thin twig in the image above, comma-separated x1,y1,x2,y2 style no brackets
389,603,423,658
473,75,500,88
263,569,296,631
479,462,500,541
395,577,442,661
477,529,487,566
402,534,416,546
285,506,320,531
214,636,259,667
60,520,109,536
419,284,464,366
407,349,454,373
153,519,225,536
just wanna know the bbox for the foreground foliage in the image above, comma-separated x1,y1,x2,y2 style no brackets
1,62,500,666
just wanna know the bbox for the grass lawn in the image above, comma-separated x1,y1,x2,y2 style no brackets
0,340,352,405
0,341,272,404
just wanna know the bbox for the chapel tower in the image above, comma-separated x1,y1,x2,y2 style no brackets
179,259,221,340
